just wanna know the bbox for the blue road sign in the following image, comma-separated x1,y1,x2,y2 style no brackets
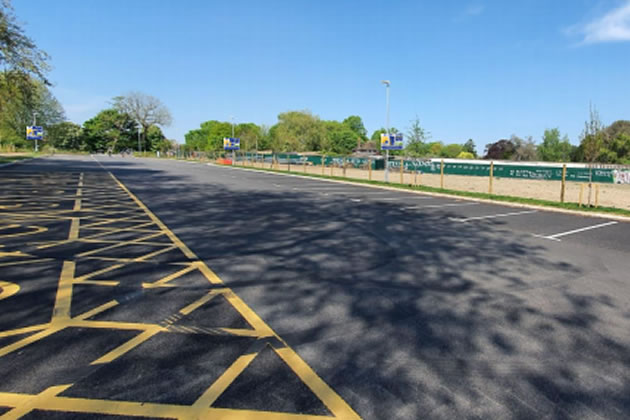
381,133,403,150
223,137,240,150
26,126,44,140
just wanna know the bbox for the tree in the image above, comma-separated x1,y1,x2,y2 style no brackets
0,1,50,90
82,109,136,152
0,74,64,146
269,111,326,152
463,139,477,157
342,115,367,139
113,92,172,152
484,139,516,160
580,104,605,164
323,121,358,155
441,143,463,158
457,151,475,159
405,115,430,156
46,122,83,150
512,135,538,161
538,128,573,162
235,122,261,151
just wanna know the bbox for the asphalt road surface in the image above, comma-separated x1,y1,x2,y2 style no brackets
1,154,629,420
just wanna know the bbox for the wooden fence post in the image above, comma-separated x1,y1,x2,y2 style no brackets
579,184,584,207
322,155,325,175
400,159,404,184
440,159,445,189
560,164,567,203
368,159,372,181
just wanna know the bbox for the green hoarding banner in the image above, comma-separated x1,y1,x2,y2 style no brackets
238,153,627,184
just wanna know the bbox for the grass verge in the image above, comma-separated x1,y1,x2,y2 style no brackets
217,162,630,218
0,154,35,164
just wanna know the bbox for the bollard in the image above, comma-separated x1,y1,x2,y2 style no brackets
560,164,566,203
440,159,445,189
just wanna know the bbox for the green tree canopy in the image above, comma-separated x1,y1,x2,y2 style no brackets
323,121,358,155
46,122,83,150
342,115,367,139
82,109,136,152
463,139,477,157
269,111,327,152
538,128,573,162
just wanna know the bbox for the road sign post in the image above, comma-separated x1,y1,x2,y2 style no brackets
381,133,403,183
26,126,44,152
223,137,240,165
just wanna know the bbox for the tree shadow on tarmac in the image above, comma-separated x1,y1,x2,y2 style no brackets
89,161,630,420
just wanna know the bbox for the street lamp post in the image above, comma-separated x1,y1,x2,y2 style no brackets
137,125,141,154
381,80,391,182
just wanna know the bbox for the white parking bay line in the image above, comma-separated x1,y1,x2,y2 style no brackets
405,202,479,210
450,210,538,222
538,221,618,241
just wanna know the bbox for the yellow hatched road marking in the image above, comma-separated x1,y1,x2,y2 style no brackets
0,167,361,419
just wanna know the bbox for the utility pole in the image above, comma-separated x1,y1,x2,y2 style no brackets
231,116,236,165
33,112,38,152
382,80,391,182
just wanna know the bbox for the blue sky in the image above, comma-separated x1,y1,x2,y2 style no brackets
14,0,630,150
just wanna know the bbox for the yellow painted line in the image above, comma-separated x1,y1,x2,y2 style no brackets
178,289,227,315
71,173,83,212
0,323,49,338
76,279,119,287
91,328,161,365
0,280,20,300
74,263,124,282
0,251,34,259
222,290,274,337
74,300,119,320
0,384,73,420
192,352,257,408
51,261,75,322
109,173,197,259
0,225,47,238
75,231,168,258
195,260,225,285
133,245,177,262
219,327,272,338
275,347,361,419
72,320,165,332
0,326,64,358
79,216,154,230
68,218,80,240
143,264,197,289
0,224,20,231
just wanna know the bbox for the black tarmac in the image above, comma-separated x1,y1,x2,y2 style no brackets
1,154,629,420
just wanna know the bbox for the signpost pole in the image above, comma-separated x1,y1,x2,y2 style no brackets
382,80,390,183
33,113,38,152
